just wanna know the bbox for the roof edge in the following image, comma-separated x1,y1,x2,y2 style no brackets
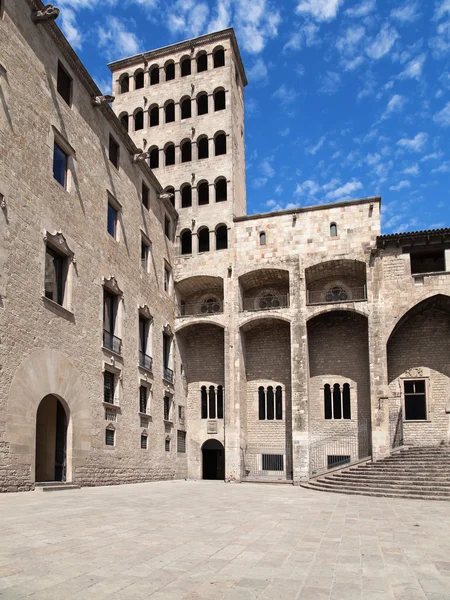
377,228,450,248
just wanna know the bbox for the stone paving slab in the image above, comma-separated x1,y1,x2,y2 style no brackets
0,481,449,599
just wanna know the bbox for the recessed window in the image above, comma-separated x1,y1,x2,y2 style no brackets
404,380,427,420
177,430,186,453
260,231,266,246
213,47,225,68
214,89,226,111
197,93,208,115
109,135,119,168
165,62,175,81
165,438,171,452
44,245,66,306
149,105,159,127
181,57,191,77
164,265,171,293
214,133,226,156
57,61,72,106
181,185,192,208
215,178,227,202
198,136,209,159
164,395,172,421
141,237,150,272
142,182,149,209
180,230,192,255
119,74,129,94
141,433,148,449
201,385,224,419
181,140,192,163
107,201,118,238
139,385,148,414
134,110,144,131
216,225,228,250
103,289,121,354
198,181,209,205
258,386,283,420
105,428,115,446
149,147,159,169
165,144,175,166
179,405,185,420
53,142,68,188
150,66,159,85
198,228,210,253
135,70,144,89
165,102,175,123
410,250,446,275
197,53,207,73
104,371,115,404
120,113,129,132
181,98,191,119
165,216,171,239
330,223,338,237
324,383,351,419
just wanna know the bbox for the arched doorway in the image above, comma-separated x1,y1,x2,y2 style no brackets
202,439,225,480
35,395,69,482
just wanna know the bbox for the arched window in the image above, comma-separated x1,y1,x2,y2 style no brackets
217,385,224,419
119,112,129,132
197,136,209,159
267,386,275,420
119,74,129,94
198,181,209,205
135,70,144,89
197,93,208,115
324,384,332,419
259,231,266,246
214,133,226,156
180,56,191,77
201,386,207,419
150,66,159,85
165,101,175,123
343,383,351,419
134,109,143,131
275,386,283,420
165,143,175,166
213,47,225,68
181,140,192,163
149,105,159,127
149,147,159,169
215,178,227,202
333,383,342,420
181,97,191,119
165,61,175,81
325,286,348,303
208,385,216,418
181,184,192,208
198,227,210,253
180,230,192,255
330,222,337,237
216,225,228,250
164,186,175,206
197,52,207,72
258,387,266,420
214,89,226,111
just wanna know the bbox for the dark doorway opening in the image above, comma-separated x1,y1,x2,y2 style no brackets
35,396,68,482
202,439,225,480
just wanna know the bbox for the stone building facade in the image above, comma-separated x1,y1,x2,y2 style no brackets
1,0,449,492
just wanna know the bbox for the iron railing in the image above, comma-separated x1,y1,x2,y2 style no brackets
390,406,404,449
241,294,289,312
309,420,370,477
243,446,287,480
139,351,153,371
163,366,174,383
306,286,367,305
103,329,122,355
180,300,223,317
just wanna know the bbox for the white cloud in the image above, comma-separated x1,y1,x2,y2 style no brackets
383,94,407,118
403,164,419,176
272,85,297,105
98,17,141,60
295,179,320,196
336,25,365,54
247,58,268,85
252,177,269,188
399,54,426,79
433,102,450,126
345,0,376,18
261,159,275,178
366,153,381,165
59,8,83,50
280,128,290,136
283,23,320,52
306,136,326,155
421,152,442,161
391,2,420,23
432,161,450,173
325,179,363,200
295,0,343,21
342,56,365,71
167,1,209,37
435,0,450,20
208,0,231,31
397,132,428,152
389,180,411,191
367,25,399,59
319,71,341,94
234,0,281,54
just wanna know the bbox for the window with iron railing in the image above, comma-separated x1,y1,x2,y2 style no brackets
103,371,115,404
103,290,121,354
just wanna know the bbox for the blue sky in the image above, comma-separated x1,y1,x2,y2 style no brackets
57,0,450,233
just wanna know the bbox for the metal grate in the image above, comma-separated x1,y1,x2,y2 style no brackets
165,438,171,452
327,455,351,469
139,386,148,414
164,396,171,421
103,371,115,404
262,454,284,471
103,329,122,354
177,430,186,453
140,434,148,449
104,408,117,421
105,428,115,446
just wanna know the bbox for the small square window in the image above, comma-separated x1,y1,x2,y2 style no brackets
142,182,149,209
53,143,68,188
141,238,150,271
404,379,427,420
105,428,115,446
107,202,118,238
140,434,148,449
109,135,120,168
165,438,171,452
104,371,115,404
57,61,72,106
45,245,66,306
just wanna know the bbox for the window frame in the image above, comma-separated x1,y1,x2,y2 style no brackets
109,135,120,169
57,60,72,106
403,379,428,421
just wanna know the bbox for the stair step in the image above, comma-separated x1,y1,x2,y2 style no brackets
35,482,80,492
300,482,450,501
320,479,450,493
331,475,450,485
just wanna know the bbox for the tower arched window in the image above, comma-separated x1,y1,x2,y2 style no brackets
267,386,275,420
330,222,337,237
181,140,192,163
215,178,227,202
181,185,192,208
214,133,226,156
165,143,175,166
149,147,159,169
180,230,192,255
259,231,266,246
213,47,225,68
214,89,226,111
149,105,159,127
275,386,283,420
324,384,332,419
119,74,129,94
181,56,191,77
198,181,209,205
197,93,208,115
343,383,351,419
119,112,129,132
134,109,143,131
197,136,209,159
197,52,207,72
215,225,228,250
165,101,175,123
165,61,175,81
217,386,224,419
208,385,216,419
198,227,210,253
135,70,144,89
324,383,351,419
181,97,191,119
150,66,159,85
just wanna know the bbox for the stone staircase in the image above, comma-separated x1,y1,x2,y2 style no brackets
35,482,81,492
301,446,450,501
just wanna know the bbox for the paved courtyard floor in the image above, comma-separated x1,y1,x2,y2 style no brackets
0,481,450,599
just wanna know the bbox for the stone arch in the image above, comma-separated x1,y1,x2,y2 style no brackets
134,68,144,89
6,350,91,486
213,46,225,68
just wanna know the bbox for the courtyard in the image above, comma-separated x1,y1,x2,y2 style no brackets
0,482,449,599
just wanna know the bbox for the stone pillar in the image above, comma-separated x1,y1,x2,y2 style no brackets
175,144,181,166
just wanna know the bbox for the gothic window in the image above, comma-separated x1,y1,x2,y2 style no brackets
258,386,283,420
324,383,351,419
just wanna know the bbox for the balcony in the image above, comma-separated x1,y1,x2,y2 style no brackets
139,351,153,371
163,366,174,384
306,286,367,306
103,329,122,355
241,294,289,312
180,299,223,317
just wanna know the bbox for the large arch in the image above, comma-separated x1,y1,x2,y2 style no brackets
6,350,90,487
305,259,367,305
239,268,290,312
202,439,225,480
